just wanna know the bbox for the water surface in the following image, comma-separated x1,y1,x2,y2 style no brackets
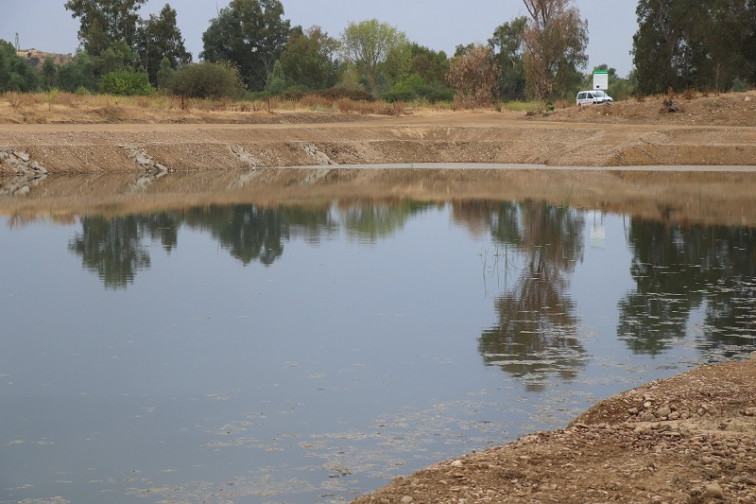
1,199,754,504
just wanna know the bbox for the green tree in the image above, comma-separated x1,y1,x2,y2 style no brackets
489,16,528,101
407,44,450,86
64,0,147,57
57,49,97,92
156,56,175,89
40,58,58,91
201,0,291,92
447,44,500,107
265,59,287,95
381,42,413,85
279,26,339,90
168,62,246,98
521,0,588,100
633,0,756,94
94,40,137,76
380,45,453,102
135,4,191,87
99,69,153,95
0,40,38,92
339,19,409,88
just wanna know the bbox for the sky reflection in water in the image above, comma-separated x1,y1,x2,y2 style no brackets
1,200,754,504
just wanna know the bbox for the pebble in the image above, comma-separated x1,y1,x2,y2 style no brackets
705,483,725,500
656,406,671,418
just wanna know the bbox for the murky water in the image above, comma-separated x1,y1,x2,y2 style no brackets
1,199,754,504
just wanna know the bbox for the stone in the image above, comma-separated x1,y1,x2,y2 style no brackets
656,405,672,418
401,496,414,504
13,151,30,162
704,483,724,500
450,460,463,468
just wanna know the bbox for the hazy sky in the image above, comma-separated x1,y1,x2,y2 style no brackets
2,0,638,77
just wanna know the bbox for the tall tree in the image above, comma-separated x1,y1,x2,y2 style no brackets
339,19,409,87
447,44,500,107
136,4,191,87
201,0,291,92
521,0,588,100
407,44,450,86
489,16,528,101
633,0,756,94
279,26,339,90
64,0,147,57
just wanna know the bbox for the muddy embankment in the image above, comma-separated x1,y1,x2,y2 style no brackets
1,113,755,227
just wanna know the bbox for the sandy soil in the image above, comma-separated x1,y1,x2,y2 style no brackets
1,92,755,503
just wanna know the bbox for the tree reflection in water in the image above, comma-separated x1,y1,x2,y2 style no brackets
67,202,430,287
66,203,756,365
458,200,588,392
618,220,755,356
68,213,180,289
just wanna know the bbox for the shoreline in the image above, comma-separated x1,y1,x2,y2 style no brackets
352,356,756,503
2,166,755,229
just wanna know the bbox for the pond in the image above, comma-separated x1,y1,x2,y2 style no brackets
1,197,754,504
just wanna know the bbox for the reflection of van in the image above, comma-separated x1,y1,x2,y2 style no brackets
576,90,612,106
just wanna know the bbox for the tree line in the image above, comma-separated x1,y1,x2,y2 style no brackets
2,0,755,103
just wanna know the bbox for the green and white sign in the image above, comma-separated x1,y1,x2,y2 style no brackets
593,69,609,90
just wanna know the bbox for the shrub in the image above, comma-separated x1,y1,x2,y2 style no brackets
168,62,246,99
317,87,375,102
99,70,154,96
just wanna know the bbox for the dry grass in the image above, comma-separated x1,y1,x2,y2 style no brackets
0,91,416,124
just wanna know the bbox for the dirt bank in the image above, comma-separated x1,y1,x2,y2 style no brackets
1,93,756,176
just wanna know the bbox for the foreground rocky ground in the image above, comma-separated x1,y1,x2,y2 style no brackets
353,357,756,504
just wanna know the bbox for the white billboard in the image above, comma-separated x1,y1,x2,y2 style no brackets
593,70,609,90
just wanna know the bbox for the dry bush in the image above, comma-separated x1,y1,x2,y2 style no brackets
148,97,174,111
4,91,26,109
375,101,405,116
335,98,357,113
299,94,334,110
134,96,153,108
56,92,82,108
97,101,122,121
266,97,282,110
683,87,697,101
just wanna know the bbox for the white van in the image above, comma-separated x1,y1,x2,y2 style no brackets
576,90,613,106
